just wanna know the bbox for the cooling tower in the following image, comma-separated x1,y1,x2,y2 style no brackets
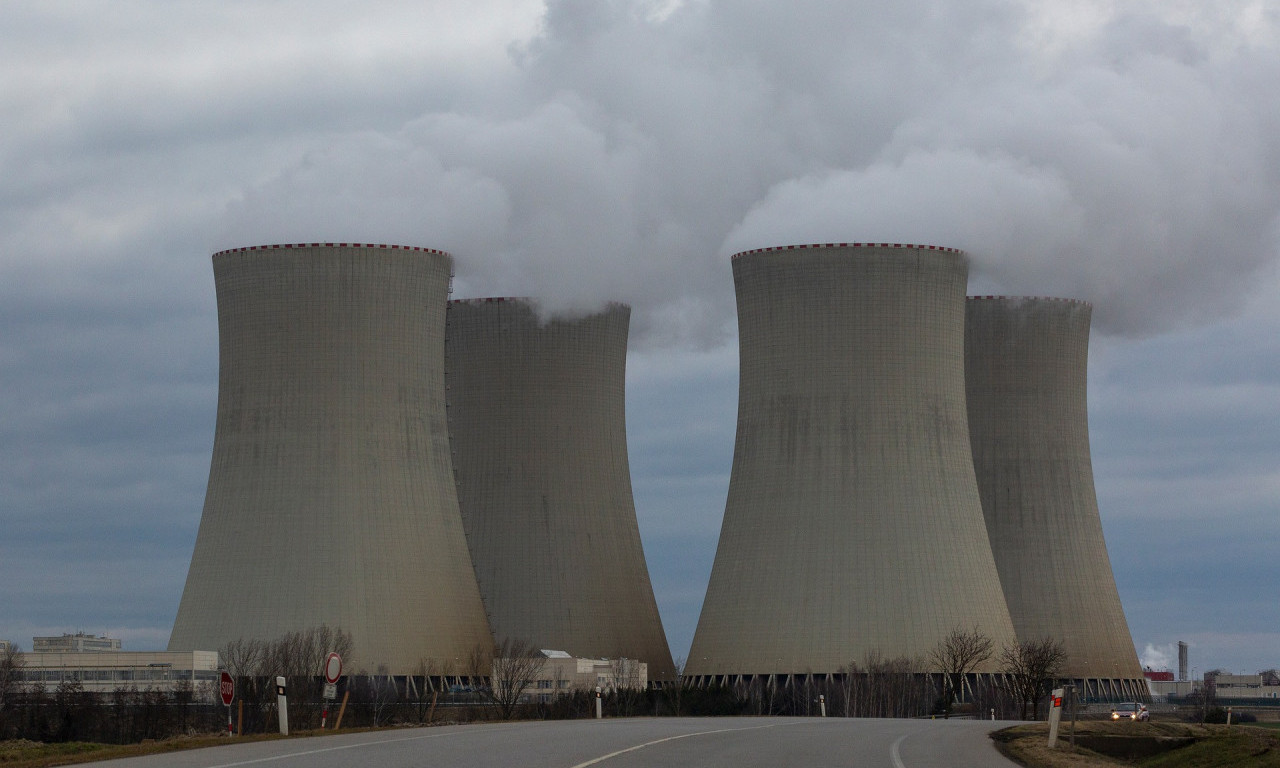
687,243,1017,681
965,296,1145,699
445,298,676,680
169,243,493,674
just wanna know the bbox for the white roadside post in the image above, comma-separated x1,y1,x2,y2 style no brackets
819,694,826,717
596,686,603,719
276,676,290,735
1047,688,1065,748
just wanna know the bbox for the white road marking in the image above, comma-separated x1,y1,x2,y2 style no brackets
202,724,528,768
566,721,803,768
890,732,908,768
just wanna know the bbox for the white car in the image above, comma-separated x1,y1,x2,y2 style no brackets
1110,702,1150,721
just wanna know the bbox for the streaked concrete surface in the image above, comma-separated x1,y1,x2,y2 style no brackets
169,244,492,673
92,717,1023,767
689,244,1017,678
965,296,1144,693
445,299,674,680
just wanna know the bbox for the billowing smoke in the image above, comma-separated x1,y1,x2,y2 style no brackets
1140,642,1177,672
219,0,1280,344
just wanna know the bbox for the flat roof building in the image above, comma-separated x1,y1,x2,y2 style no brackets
17,650,220,700
33,633,121,653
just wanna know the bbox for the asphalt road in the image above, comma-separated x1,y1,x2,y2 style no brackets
95,717,1023,767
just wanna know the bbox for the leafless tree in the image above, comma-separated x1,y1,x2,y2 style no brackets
999,636,1067,720
483,638,547,720
664,657,688,716
0,641,25,738
928,626,994,714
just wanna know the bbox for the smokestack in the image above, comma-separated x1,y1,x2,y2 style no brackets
1179,641,1189,681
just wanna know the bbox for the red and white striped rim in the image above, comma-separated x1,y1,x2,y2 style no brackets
968,295,1090,306
448,297,528,305
212,243,450,257
730,243,964,260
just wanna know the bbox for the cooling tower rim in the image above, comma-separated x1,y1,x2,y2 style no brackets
448,297,632,312
969,294,1092,307
212,243,451,258
730,242,964,259
448,296,530,305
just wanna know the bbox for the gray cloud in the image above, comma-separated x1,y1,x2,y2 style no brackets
2,0,1279,671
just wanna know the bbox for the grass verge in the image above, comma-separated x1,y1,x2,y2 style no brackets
993,720,1280,767
0,728,377,768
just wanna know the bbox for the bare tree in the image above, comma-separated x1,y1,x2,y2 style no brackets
928,626,994,715
664,657,688,716
483,638,547,720
219,637,266,679
999,637,1067,720
0,641,25,739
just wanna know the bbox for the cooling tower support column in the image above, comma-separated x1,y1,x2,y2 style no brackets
168,243,493,673
445,298,675,680
965,296,1144,690
688,243,1017,679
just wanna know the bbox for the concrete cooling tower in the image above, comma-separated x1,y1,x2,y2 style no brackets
965,296,1145,699
687,243,1018,682
444,298,676,680
169,243,493,674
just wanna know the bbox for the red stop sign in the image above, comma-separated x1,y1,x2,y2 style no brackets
220,671,235,707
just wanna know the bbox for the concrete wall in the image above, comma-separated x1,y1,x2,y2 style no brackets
169,244,492,674
688,244,1017,678
445,298,675,680
965,296,1143,682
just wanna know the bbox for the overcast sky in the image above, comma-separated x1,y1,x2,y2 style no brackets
2,0,1278,677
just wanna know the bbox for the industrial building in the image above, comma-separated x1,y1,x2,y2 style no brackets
688,243,1018,682
16,650,220,699
496,650,649,703
445,298,675,681
168,244,492,674
33,632,121,653
964,296,1145,700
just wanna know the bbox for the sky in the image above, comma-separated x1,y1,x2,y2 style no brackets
1,0,1278,677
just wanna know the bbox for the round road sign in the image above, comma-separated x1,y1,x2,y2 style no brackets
324,652,343,684
219,671,235,707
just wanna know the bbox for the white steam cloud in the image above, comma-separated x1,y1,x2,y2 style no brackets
217,0,1280,344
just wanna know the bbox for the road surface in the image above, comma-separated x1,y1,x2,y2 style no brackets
97,717,1022,767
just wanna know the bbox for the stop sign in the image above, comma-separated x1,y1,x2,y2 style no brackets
220,671,235,707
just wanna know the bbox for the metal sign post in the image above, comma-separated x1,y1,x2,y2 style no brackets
1047,688,1064,748
219,671,235,736
321,652,342,729
276,676,289,735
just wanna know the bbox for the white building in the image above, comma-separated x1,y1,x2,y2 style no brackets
1210,672,1280,699
17,650,220,700
498,650,649,703
32,632,122,653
